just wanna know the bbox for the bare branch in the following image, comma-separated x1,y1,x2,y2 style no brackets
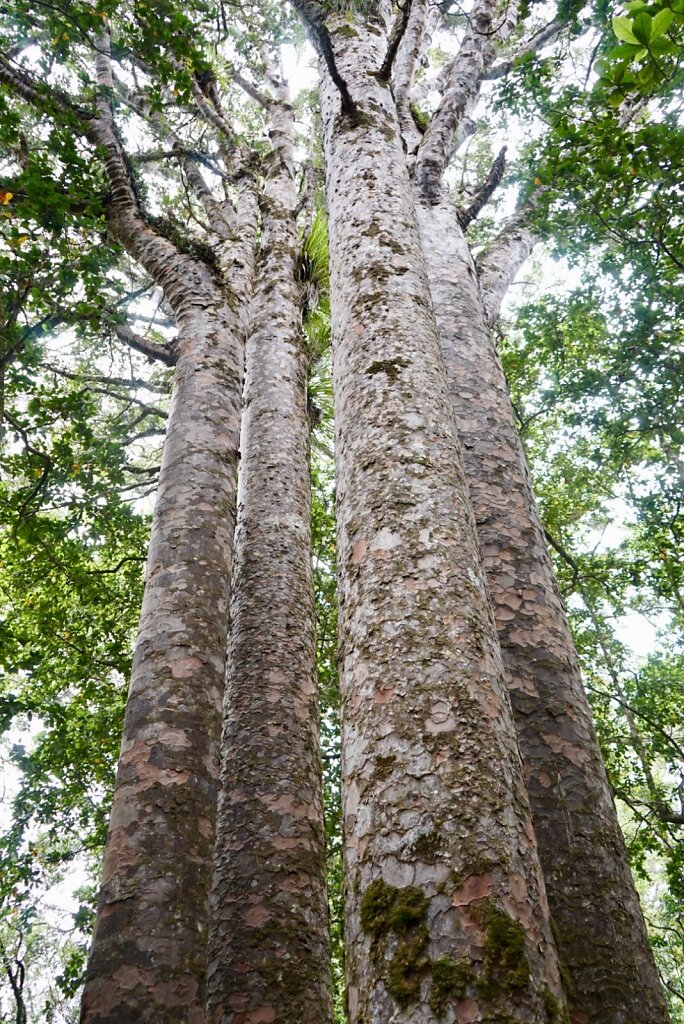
113,324,177,366
458,144,506,228
379,0,414,81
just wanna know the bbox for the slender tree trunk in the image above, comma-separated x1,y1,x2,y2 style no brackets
205,83,334,1024
294,6,568,1021
416,198,669,1024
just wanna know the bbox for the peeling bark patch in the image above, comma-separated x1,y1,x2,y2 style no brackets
351,538,367,563
370,527,402,553
455,997,479,1023
452,873,494,906
541,733,590,767
365,357,409,379
171,656,204,679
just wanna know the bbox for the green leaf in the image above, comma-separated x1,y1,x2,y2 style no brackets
632,11,653,42
612,15,640,42
651,7,674,38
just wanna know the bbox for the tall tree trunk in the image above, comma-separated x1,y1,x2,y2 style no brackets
81,286,249,1024
80,39,260,1015
295,5,568,1021
416,197,669,1024
205,81,334,1024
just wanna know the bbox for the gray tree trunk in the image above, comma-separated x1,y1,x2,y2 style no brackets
294,5,568,1022
417,198,669,1024
205,77,334,1024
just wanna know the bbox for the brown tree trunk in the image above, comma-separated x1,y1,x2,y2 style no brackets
205,80,334,1024
416,198,669,1024
81,287,249,1024
295,5,568,1021
80,35,260,1020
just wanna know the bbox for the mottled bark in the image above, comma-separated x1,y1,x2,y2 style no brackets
81,284,248,1024
476,205,541,327
81,36,259,1024
205,86,333,1024
417,197,669,1024
307,11,567,1023
414,0,518,202
392,0,436,164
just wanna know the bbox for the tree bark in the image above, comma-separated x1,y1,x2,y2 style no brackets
297,7,568,1021
416,197,669,1024
81,39,259,1020
81,280,249,1024
205,81,333,1024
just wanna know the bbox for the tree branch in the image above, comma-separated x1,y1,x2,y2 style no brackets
458,145,506,228
379,0,413,81
113,324,177,366
476,190,545,324
290,0,358,119
0,51,88,120
414,0,508,201
230,66,274,110
484,17,567,79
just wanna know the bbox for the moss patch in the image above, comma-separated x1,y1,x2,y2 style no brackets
373,754,396,781
476,903,530,1001
410,829,444,862
365,357,409,380
429,957,474,1016
360,879,427,938
387,926,430,1007
542,984,570,1024
360,880,481,1014
409,102,430,133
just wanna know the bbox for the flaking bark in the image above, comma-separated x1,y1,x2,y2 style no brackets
81,281,249,1024
205,79,333,1024
81,33,260,1024
309,10,567,1022
416,198,669,1024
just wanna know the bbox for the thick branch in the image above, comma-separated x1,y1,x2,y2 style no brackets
231,66,274,110
414,0,504,200
114,323,177,365
379,0,413,81
0,51,88,119
458,144,506,228
172,140,235,238
186,71,237,147
393,0,437,158
290,0,358,118
484,17,567,79
477,193,544,324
